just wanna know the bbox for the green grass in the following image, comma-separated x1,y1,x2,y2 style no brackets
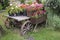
0,11,60,40
0,32,24,40
28,28,60,40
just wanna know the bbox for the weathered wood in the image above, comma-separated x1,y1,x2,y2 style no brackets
21,20,32,36
33,23,38,32
5,15,30,21
30,14,47,24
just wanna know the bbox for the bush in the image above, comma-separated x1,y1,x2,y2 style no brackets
45,0,60,28
20,0,25,4
0,0,9,9
52,15,60,31
46,0,60,14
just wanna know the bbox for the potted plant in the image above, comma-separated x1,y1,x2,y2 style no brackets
8,9,14,16
19,4,28,16
14,7,19,16
8,7,16,16
6,6,14,16
7,5,24,16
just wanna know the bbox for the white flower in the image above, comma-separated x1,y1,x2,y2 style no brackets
16,6,18,8
10,4,12,6
53,5,58,9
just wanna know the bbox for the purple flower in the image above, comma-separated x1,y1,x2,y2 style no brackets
42,10,46,14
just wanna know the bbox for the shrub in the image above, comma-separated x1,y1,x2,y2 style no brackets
20,0,25,4
45,0,60,28
0,0,9,9
46,0,60,14
52,15,60,31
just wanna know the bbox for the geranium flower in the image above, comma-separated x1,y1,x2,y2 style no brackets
39,10,46,14
18,3,46,18
39,4,44,8
20,4,27,8
31,3,37,7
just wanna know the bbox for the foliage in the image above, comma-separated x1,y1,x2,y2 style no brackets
0,0,9,9
46,0,60,14
41,0,47,4
52,15,60,31
20,0,25,4
27,0,32,5
45,7,60,30
43,0,60,31
6,5,23,15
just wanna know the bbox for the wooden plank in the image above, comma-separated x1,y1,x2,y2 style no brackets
5,15,30,21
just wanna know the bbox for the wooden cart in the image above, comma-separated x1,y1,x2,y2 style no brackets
5,14,47,35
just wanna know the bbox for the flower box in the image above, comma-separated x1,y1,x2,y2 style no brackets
30,14,47,24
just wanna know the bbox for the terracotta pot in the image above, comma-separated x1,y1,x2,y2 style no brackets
8,13,14,16
23,9,27,16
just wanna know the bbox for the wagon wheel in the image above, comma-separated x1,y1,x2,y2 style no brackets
21,21,33,36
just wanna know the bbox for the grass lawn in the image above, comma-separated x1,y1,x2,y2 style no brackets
0,11,60,40
28,28,60,40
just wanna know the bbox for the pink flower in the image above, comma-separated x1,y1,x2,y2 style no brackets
31,4,35,7
39,4,44,8
26,6,32,10
36,4,43,8
41,10,46,14
35,4,40,7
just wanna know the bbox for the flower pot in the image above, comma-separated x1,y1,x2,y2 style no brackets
23,10,27,16
8,13,14,16
8,13,11,16
20,11,23,16
16,13,20,16
11,14,14,16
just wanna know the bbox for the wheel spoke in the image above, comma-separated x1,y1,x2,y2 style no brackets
21,21,33,35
